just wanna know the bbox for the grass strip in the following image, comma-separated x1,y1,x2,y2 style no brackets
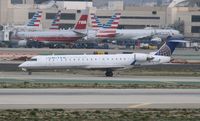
0,109,200,121
0,79,200,89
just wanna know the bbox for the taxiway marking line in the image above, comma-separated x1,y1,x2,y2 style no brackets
128,103,151,108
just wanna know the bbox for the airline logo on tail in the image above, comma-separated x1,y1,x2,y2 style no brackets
103,13,121,29
95,13,121,38
91,13,121,30
50,10,61,30
90,13,103,29
155,36,185,56
74,14,88,30
27,11,42,27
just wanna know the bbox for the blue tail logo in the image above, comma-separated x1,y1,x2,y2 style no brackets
155,36,185,56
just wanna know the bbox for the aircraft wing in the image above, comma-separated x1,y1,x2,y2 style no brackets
85,65,137,71
73,30,87,36
85,65,125,70
115,33,123,37
131,34,152,40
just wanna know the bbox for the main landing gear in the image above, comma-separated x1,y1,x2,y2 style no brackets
105,68,113,77
28,71,32,75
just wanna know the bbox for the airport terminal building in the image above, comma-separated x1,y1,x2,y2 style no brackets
0,0,200,40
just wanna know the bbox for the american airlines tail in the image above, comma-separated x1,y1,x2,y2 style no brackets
74,10,88,31
49,10,61,30
27,11,43,27
103,13,121,29
155,36,186,56
90,13,103,30
96,13,121,38
90,13,121,30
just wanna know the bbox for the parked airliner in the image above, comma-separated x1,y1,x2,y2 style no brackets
19,37,184,77
87,13,181,40
12,11,43,32
49,10,61,30
14,10,88,43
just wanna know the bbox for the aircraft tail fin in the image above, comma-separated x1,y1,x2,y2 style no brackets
74,10,88,30
91,13,121,30
90,13,103,29
49,10,61,30
155,36,186,56
27,11,42,27
103,13,121,29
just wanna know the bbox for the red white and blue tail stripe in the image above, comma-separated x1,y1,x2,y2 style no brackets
103,13,121,29
90,13,103,30
50,10,61,30
74,10,88,30
95,13,121,38
27,11,42,27
91,13,121,30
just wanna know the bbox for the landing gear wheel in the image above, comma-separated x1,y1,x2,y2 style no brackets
28,71,32,75
105,69,113,77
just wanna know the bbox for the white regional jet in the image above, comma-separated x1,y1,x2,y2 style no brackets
19,37,185,77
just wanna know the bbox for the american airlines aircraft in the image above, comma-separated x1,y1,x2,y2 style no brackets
12,11,43,32
14,10,88,43
87,13,181,40
19,37,184,76
49,10,61,30
86,13,121,40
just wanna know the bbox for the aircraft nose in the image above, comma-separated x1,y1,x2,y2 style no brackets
18,62,27,68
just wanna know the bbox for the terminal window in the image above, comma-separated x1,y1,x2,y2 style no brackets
46,13,57,19
46,13,76,20
59,24,74,29
56,0,92,1
61,13,76,20
11,0,23,4
28,12,35,19
192,15,200,22
98,16,160,20
191,26,200,33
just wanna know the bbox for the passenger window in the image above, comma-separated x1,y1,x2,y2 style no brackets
30,58,37,61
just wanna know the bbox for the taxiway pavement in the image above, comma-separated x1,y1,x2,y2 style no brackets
0,89,199,109
0,72,199,82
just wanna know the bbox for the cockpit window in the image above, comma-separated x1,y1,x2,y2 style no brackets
29,58,37,61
